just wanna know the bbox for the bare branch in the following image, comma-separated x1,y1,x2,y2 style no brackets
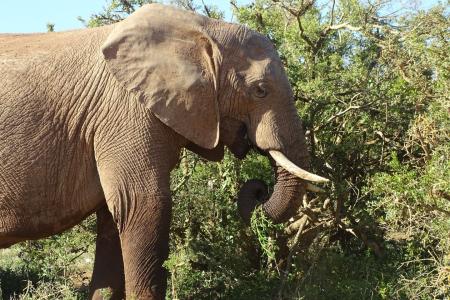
119,0,135,14
314,105,362,132
329,0,336,27
296,16,315,49
278,214,308,299
201,0,212,18
229,0,238,11
328,22,362,31
338,220,383,257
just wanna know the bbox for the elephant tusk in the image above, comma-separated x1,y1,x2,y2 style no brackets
269,150,330,183
306,183,326,193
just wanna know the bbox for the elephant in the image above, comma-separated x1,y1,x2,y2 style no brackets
0,4,327,299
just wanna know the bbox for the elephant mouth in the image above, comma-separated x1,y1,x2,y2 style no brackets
229,123,270,160
228,123,252,159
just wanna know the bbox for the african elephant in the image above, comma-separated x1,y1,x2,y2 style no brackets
0,4,327,299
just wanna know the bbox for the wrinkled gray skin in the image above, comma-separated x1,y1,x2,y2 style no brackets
0,4,309,299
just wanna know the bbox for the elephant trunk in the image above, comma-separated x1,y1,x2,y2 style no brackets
237,152,310,224
237,105,328,224
262,165,305,223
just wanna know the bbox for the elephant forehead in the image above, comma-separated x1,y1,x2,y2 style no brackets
241,57,283,81
248,40,275,59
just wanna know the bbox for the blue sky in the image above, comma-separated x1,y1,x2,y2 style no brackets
0,0,251,33
0,0,442,33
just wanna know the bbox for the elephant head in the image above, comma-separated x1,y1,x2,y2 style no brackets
101,4,327,224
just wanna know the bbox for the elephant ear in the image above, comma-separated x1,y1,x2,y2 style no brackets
101,4,221,149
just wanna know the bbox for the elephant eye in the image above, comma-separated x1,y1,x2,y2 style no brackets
252,82,268,98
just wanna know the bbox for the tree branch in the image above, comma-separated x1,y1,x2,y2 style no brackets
201,0,212,18
328,22,362,31
278,214,308,299
329,0,336,27
314,105,362,132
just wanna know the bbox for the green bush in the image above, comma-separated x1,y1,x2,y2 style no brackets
1,1,448,299
0,217,95,298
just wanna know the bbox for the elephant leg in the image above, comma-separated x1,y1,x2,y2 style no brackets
89,205,125,300
94,112,180,298
113,193,171,300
